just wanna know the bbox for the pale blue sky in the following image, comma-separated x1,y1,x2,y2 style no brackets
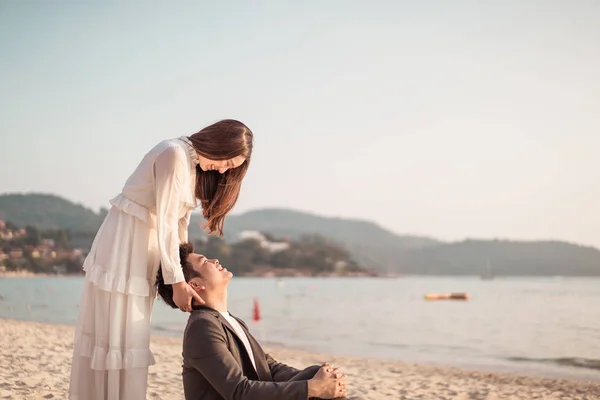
1,1,599,245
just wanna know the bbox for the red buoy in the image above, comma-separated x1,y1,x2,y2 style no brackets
252,298,261,322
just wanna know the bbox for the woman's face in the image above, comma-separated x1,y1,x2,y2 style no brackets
198,155,246,174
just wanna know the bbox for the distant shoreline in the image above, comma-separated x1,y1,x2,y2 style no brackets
0,268,382,279
0,270,59,278
3,271,600,278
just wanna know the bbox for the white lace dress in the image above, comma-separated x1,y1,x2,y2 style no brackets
69,137,199,400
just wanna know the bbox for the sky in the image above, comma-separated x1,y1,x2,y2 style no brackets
1,1,599,246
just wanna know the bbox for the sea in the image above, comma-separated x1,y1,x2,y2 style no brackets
1,276,599,381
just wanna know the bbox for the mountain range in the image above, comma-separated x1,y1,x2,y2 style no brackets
1,193,599,276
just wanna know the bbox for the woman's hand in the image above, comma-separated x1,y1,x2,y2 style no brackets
307,364,347,398
172,281,205,312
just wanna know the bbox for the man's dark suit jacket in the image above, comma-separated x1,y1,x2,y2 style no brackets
182,305,310,400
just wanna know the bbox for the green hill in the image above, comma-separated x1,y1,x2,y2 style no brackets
397,239,600,276
0,193,106,232
189,208,439,270
189,208,438,248
1,193,600,276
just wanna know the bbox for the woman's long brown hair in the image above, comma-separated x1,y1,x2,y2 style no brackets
186,119,253,236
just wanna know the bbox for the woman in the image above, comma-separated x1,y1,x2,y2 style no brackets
69,119,253,400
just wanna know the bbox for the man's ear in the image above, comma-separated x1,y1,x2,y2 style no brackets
189,280,206,292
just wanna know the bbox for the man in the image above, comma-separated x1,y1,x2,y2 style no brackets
156,242,348,400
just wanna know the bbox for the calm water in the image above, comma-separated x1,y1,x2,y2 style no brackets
1,276,599,380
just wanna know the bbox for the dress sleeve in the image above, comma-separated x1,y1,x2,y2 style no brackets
154,145,187,285
179,210,192,243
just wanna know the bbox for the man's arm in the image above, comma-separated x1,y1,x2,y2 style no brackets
185,317,308,400
233,316,302,382
265,353,302,382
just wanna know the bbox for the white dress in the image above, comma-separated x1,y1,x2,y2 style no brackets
69,137,199,400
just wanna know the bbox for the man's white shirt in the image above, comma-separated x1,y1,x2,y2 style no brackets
220,311,258,372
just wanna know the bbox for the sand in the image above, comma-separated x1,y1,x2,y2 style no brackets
1,319,599,400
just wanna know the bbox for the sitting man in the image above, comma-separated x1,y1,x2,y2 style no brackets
156,242,348,400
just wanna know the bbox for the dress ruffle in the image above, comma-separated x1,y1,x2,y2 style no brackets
109,193,157,225
83,262,156,297
74,333,156,370
178,136,200,168
178,137,200,209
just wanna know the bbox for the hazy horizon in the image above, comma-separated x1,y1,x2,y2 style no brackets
1,2,599,246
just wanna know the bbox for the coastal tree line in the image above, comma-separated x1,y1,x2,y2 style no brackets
0,221,366,276
3,194,600,276
192,233,366,276
0,222,84,274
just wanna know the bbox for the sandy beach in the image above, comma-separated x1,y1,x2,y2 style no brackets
1,319,599,400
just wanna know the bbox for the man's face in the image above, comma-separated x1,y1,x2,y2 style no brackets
187,253,232,291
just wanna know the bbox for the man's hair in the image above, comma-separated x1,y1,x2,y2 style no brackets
156,242,202,309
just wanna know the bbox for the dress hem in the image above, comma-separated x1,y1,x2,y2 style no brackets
74,333,156,370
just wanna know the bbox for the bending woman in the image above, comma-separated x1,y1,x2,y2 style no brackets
69,119,253,400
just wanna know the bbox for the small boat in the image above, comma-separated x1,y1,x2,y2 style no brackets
424,292,469,301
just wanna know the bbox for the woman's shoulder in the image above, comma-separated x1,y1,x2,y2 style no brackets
152,138,189,161
154,137,187,152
